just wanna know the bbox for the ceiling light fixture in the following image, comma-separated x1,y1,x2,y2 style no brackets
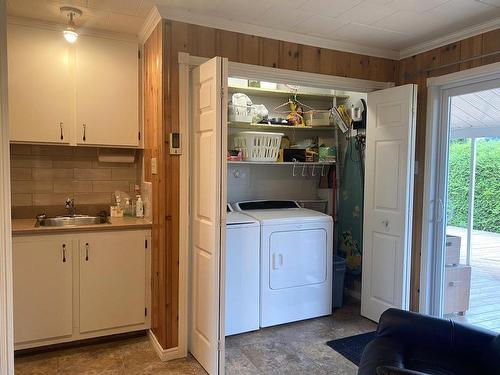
60,6,82,44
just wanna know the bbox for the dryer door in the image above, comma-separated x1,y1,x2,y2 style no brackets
269,229,328,289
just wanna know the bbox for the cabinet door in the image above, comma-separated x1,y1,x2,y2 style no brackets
13,236,73,344
79,231,146,333
8,24,73,144
75,35,139,147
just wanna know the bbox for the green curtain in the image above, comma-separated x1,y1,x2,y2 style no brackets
338,137,364,275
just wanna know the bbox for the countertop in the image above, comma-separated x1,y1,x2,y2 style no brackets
12,217,152,235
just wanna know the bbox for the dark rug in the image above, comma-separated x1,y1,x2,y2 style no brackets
326,331,376,366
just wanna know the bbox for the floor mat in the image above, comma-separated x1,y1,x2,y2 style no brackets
326,331,376,366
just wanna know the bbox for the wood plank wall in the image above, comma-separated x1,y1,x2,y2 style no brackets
143,22,168,346
397,29,500,310
143,19,396,350
145,18,500,351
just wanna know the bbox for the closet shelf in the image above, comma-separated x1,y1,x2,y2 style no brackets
228,85,349,101
228,122,335,131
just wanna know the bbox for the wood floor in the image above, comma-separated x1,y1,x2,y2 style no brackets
446,226,500,332
15,299,375,375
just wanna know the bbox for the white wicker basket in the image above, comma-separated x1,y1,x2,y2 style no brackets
233,131,284,162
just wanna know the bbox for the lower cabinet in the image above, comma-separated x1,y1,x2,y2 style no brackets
13,229,150,349
13,235,73,344
79,231,147,333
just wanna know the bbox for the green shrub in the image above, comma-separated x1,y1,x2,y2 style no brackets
447,138,500,233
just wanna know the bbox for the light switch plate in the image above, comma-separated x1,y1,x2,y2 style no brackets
151,157,157,175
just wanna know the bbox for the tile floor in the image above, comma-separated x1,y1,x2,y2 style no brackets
16,299,375,375
225,299,376,374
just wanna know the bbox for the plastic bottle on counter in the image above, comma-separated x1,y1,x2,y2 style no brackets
135,195,144,218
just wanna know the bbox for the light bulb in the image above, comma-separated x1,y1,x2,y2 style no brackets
63,29,78,43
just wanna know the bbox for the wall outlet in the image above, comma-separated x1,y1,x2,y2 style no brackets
151,157,158,175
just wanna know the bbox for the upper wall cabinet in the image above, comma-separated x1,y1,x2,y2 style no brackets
75,35,139,147
7,23,140,148
8,24,74,144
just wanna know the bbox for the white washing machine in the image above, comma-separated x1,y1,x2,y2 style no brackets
225,204,260,336
234,200,333,328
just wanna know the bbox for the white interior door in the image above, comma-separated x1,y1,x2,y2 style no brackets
190,56,227,375
361,84,417,322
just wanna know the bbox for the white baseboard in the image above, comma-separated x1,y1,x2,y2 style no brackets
148,330,184,362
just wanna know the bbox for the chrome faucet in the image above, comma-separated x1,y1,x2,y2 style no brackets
65,198,76,216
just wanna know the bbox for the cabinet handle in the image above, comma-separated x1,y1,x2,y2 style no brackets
85,242,89,261
82,124,86,141
60,122,64,140
62,244,66,263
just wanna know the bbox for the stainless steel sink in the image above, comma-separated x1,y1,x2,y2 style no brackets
36,215,108,227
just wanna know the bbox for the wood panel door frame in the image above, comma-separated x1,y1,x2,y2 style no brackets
178,52,399,368
0,0,14,373
420,61,500,315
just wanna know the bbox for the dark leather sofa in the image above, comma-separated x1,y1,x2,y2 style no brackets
358,308,500,375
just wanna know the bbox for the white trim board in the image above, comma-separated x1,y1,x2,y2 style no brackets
180,53,393,92
0,0,14,373
154,6,500,61
138,6,162,44
399,18,500,59
148,330,184,362
428,61,500,87
156,5,399,60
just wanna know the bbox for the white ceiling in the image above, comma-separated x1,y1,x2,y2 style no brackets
6,0,500,58
451,88,500,138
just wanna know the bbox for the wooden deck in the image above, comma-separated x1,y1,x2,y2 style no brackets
445,226,500,332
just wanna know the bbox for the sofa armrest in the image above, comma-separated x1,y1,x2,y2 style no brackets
376,309,453,349
357,338,405,375
376,366,431,375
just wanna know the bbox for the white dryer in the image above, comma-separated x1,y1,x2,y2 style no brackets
234,200,333,328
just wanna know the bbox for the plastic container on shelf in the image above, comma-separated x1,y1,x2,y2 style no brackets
333,256,346,308
228,104,256,123
233,131,284,162
304,110,332,127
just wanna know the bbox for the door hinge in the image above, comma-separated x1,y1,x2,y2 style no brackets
145,307,148,316
145,239,148,249
138,131,141,141
220,87,225,99
138,50,141,59
217,340,224,351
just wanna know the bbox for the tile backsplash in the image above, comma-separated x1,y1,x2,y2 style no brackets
10,144,141,218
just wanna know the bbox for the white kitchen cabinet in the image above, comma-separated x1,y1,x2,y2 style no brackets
7,23,140,147
8,24,74,144
13,235,73,344
79,230,147,333
12,229,150,349
76,35,139,147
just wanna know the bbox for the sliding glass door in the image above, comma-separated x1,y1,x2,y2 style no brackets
432,79,500,332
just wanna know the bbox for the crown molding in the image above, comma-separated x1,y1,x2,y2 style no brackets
154,5,400,60
7,16,138,43
399,17,500,59
138,6,162,44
